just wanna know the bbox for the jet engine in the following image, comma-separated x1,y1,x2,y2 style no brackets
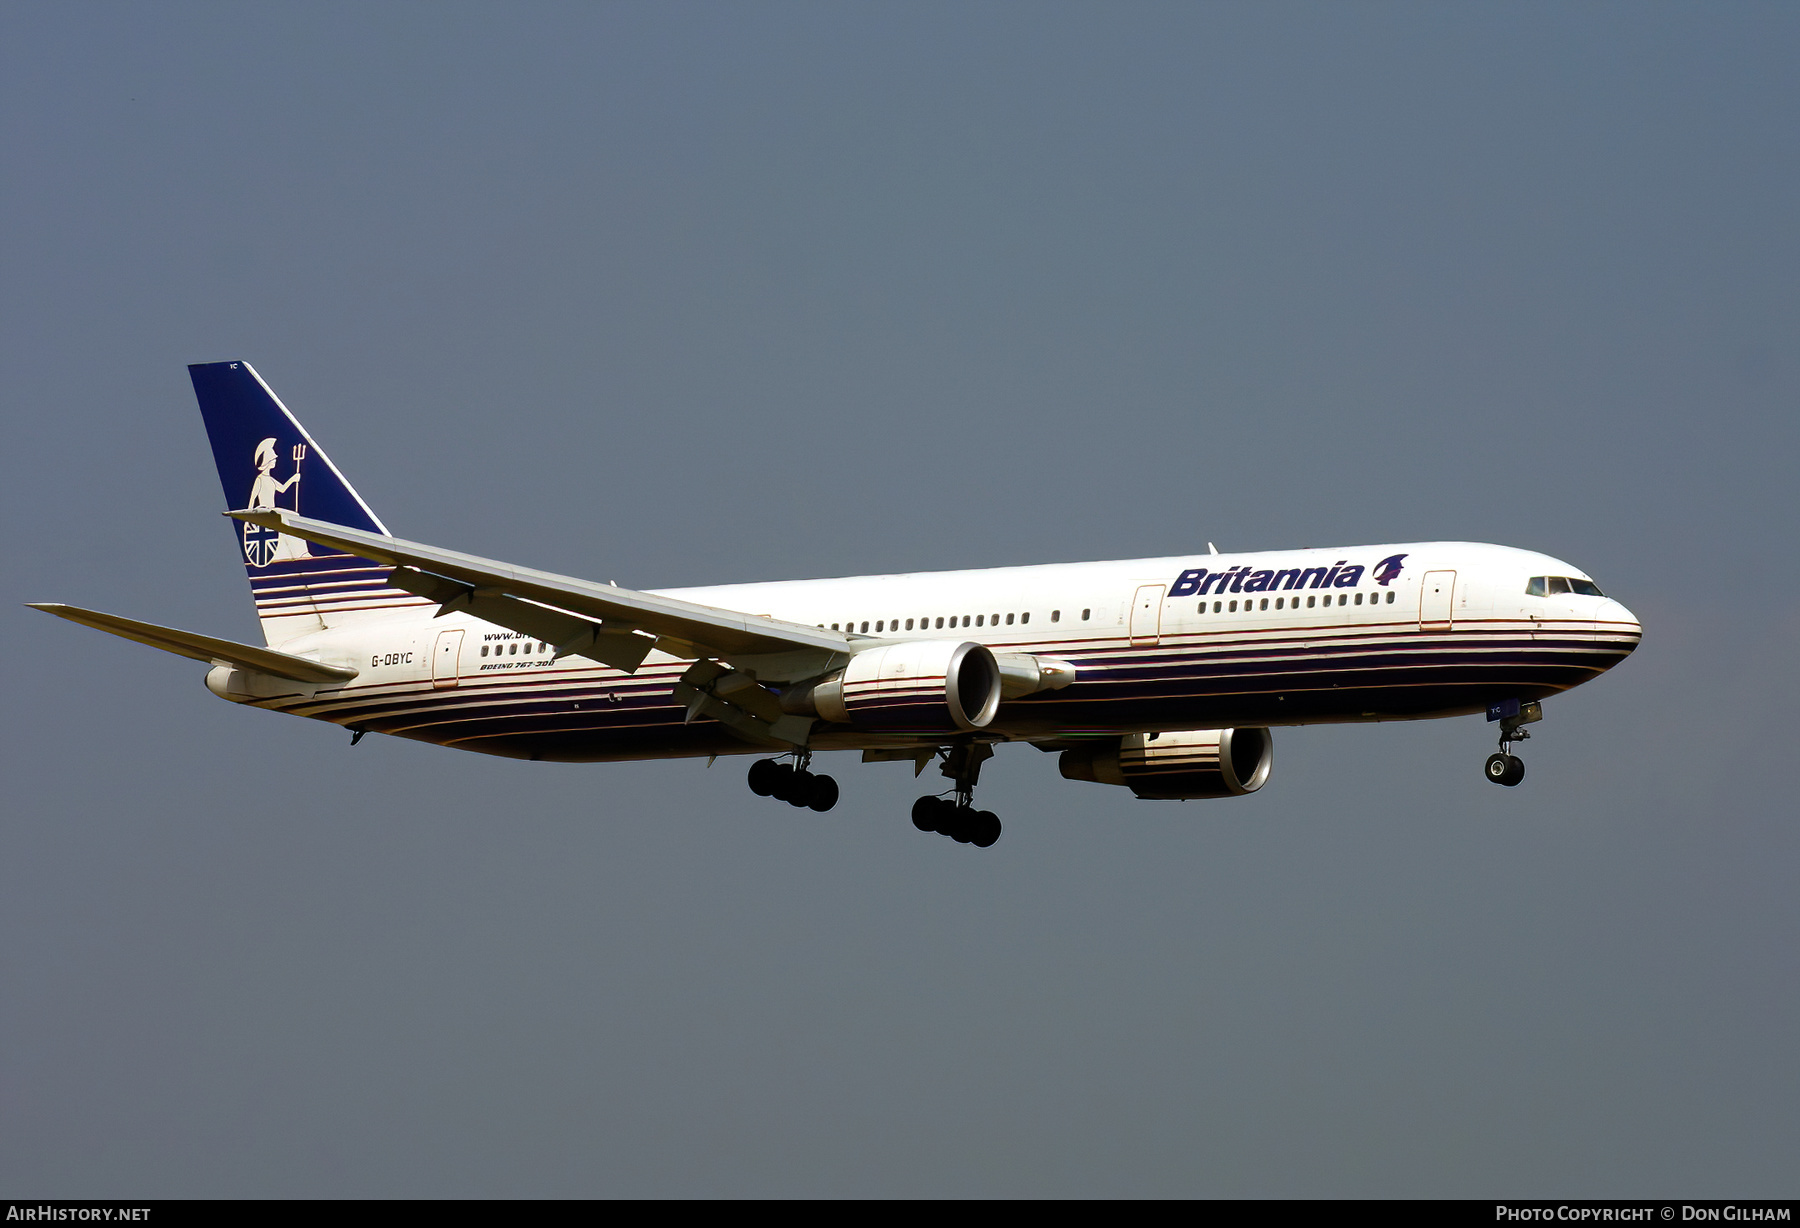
803,639,1002,733
1059,728,1274,800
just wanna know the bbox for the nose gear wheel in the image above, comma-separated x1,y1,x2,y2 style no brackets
1483,703,1539,787
1484,751,1525,787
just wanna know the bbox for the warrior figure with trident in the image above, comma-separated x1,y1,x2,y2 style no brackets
244,438,310,565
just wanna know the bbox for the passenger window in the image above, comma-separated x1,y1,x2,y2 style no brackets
480,645,489,657
830,623,839,631
1229,600,1238,612
1081,609,1091,620
1526,577,1547,597
936,617,944,629
905,618,914,630
1275,597,1283,609
1259,598,1268,610
1338,594,1347,606
1020,613,1030,624
1051,610,1060,622
1355,592,1363,605
1006,613,1015,625
975,615,983,627
509,642,517,655
1307,595,1316,608
1386,591,1395,604
1213,601,1222,613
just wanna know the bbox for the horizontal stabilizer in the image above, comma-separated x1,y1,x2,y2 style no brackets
228,509,853,664
27,603,359,684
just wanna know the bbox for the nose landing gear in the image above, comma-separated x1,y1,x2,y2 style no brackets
1483,699,1542,787
747,753,839,812
1485,751,1525,787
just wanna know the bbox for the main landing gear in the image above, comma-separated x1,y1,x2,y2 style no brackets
748,743,1006,847
1483,699,1543,787
747,754,839,812
911,796,1002,847
911,743,1002,849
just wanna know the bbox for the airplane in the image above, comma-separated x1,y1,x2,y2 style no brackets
30,361,1643,849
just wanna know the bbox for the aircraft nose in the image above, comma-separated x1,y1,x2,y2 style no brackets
1597,598,1642,650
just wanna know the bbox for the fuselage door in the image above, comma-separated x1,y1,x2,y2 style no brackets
432,628,464,689
1420,571,1456,631
1130,584,1166,646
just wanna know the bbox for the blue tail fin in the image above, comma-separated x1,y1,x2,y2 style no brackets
189,361,426,644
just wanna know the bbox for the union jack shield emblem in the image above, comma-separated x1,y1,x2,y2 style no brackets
243,518,281,568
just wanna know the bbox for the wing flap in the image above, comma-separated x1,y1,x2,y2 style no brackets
228,509,853,663
27,603,359,684
386,566,656,674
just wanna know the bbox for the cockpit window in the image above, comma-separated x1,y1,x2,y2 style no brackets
1527,575,1605,598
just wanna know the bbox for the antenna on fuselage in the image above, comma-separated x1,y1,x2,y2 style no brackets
1207,542,1219,555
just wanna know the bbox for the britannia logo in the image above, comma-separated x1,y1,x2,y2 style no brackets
242,437,311,568
1373,553,1408,586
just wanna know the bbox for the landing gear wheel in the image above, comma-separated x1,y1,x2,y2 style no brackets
806,774,839,812
911,796,938,832
767,763,800,801
948,805,976,843
912,795,999,847
929,799,958,836
747,758,781,796
957,803,986,842
1485,752,1525,787
785,770,816,807
970,810,1002,848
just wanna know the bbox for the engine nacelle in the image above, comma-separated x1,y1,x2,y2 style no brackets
1059,728,1274,800
809,639,1001,733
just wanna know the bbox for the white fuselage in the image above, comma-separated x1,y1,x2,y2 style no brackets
220,541,1640,763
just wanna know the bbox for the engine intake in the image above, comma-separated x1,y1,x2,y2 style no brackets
1060,728,1273,800
807,640,1001,732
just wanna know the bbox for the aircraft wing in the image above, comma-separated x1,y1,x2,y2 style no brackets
27,603,359,684
227,509,855,665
